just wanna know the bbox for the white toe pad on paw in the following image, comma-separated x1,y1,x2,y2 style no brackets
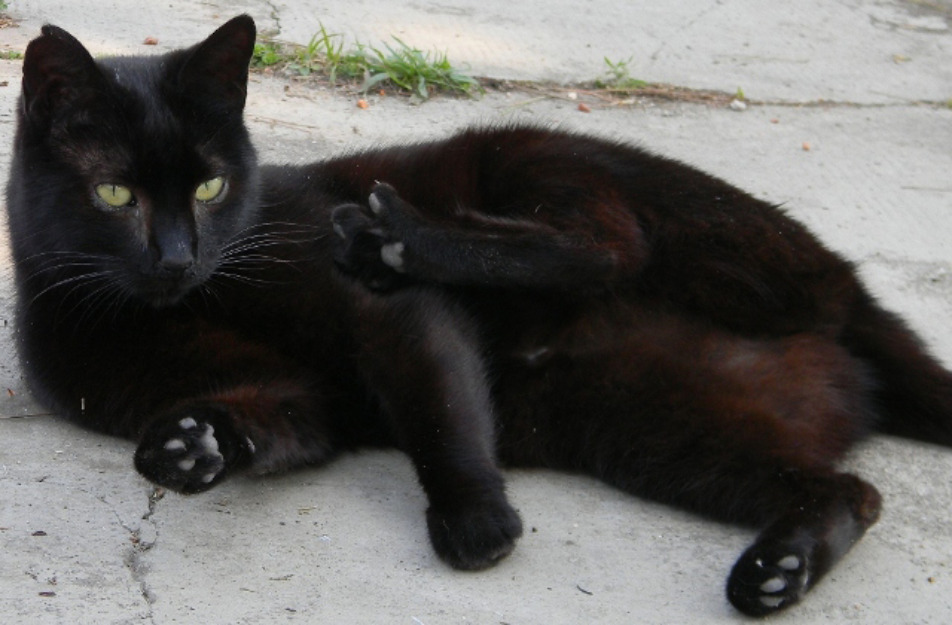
199,425,220,453
380,242,406,271
759,595,785,609
165,419,226,482
369,193,384,215
756,553,808,610
777,555,801,570
333,221,347,239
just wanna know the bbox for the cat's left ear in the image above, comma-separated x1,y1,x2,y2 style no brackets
177,15,257,113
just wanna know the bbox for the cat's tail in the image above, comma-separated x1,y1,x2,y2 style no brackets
842,290,952,446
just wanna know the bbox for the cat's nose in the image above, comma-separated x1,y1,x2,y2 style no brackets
157,253,195,277
153,213,196,276
155,238,195,277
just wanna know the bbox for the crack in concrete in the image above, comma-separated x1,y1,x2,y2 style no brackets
143,486,166,523
477,77,951,110
262,0,283,36
103,486,165,624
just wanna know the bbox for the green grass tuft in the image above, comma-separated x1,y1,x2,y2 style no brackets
251,24,480,99
251,41,283,67
362,37,481,100
594,57,648,90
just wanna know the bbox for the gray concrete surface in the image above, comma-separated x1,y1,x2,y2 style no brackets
1,1,951,623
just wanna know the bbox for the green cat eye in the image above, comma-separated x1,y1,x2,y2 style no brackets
95,184,134,208
195,176,226,203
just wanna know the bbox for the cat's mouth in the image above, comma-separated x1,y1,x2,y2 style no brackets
133,273,205,308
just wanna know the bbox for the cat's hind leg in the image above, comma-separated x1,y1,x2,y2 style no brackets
496,323,883,615
725,469,881,615
332,183,638,294
601,446,881,615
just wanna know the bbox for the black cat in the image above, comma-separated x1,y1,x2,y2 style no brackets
6,15,951,616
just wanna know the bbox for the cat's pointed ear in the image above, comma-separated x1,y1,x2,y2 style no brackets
21,24,103,124
177,15,257,113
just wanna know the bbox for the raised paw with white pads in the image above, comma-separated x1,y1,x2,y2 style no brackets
729,546,812,616
134,411,243,494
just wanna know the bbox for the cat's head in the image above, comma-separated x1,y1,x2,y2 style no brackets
7,15,260,307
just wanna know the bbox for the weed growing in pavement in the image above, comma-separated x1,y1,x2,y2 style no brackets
251,41,283,68
361,37,481,100
594,57,648,90
251,24,480,100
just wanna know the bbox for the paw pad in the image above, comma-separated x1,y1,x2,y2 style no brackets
753,554,808,609
729,548,811,616
135,416,229,493
380,241,406,271
368,192,386,215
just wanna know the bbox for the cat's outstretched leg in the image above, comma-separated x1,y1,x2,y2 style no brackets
491,323,884,616
607,451,881,616
332,183,635,293
133,381,336,493
352,288,523,570
725,471,881,616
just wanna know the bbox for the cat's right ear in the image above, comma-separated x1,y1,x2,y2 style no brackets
21,25,102,125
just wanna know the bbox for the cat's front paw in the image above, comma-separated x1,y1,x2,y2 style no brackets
726,543,811,616
426,497,524,570
134,407,251,494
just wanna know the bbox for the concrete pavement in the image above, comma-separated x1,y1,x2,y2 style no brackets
1,1,951,623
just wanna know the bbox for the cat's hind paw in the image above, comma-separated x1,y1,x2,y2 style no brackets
134,408,250,494
331,183,420,291
331,203,406,291
726,544,811,616
426,497,524,571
